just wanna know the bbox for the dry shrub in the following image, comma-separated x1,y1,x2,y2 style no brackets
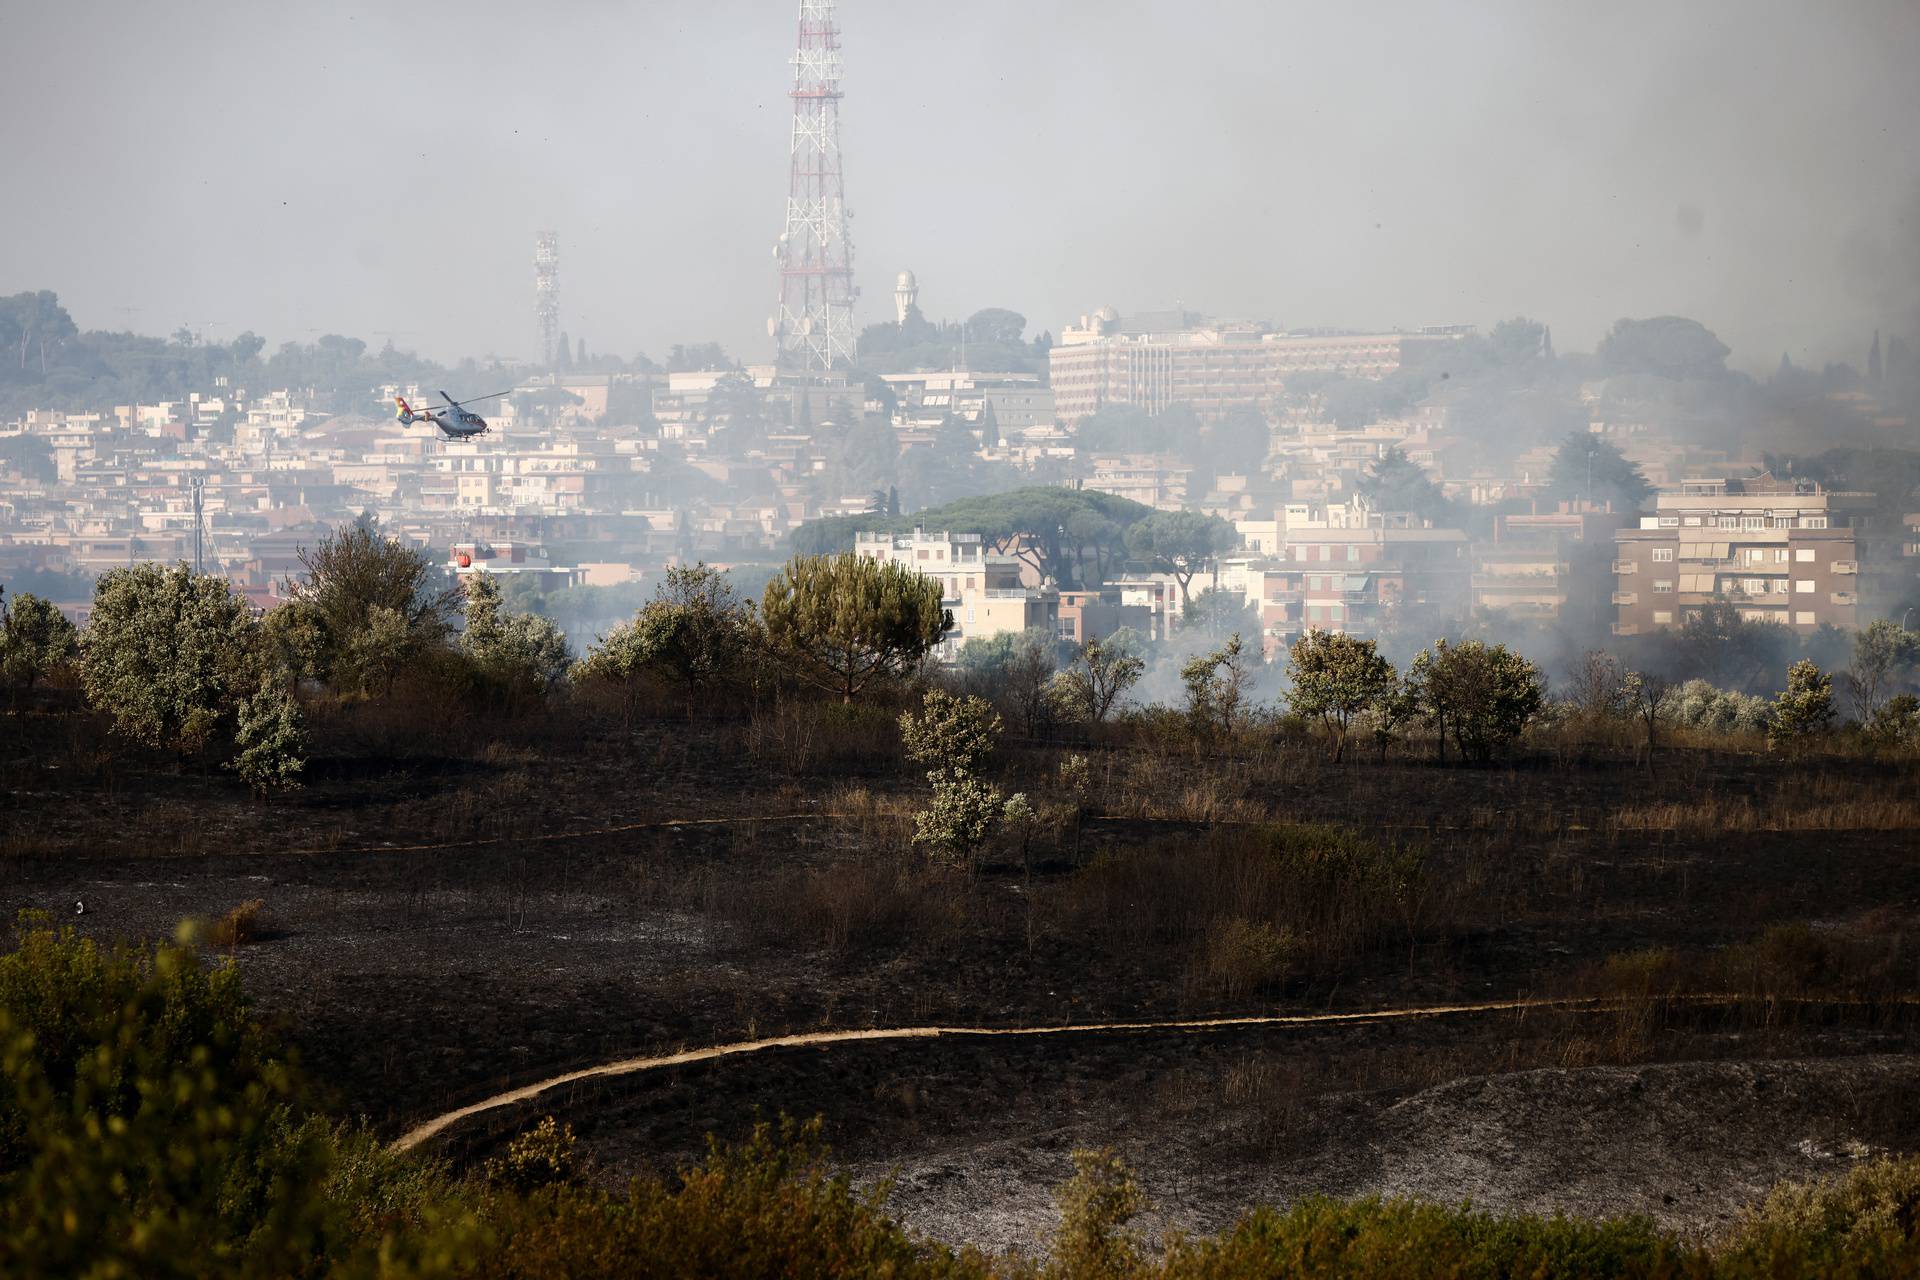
1056,822,1438,977
1202,918,1301,1000
207,900,267,947
710,858,964,955
1612,769,1920,833
744,698,901,775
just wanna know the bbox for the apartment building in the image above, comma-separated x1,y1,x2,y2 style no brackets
853,527,1058,656
1611,476,1871,635
1472,503,1632,623
1049,314,1467,424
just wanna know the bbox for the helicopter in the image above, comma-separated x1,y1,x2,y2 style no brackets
394,389,517,440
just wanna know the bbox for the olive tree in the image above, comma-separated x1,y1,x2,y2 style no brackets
1284,628,1397,761
81,565,262,759
461,572,571,690
578,564,756,719
1181,633,1258,740
760,554,950,703
1845,620,1919,721
1050,633,1145,725
899,689,1005,866
286,521,461,685
0,590,78,690
1409,638,1545,764
1770,658,1834,748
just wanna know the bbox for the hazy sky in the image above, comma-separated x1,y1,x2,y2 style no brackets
6,0,1918,372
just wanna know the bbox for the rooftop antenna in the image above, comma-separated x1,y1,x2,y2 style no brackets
535,232,560,368
771,0,857,375
191,477,207,574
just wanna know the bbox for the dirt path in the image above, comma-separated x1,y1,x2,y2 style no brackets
390,994,1626,1152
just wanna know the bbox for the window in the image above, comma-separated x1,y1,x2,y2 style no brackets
1741,516,1765,529
1795,580,1815,594
1796,612,1816,625
1795,549,1815,562
1806,516,1828,529
1775,548,1790,563
1653,580,1673,593
1652,548,1675,562
1743,578,1768,594
1345,545,1357,561
1672,516,1692,527
1652,610,1674,625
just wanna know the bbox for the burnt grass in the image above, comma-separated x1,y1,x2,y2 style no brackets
4,696,1920,1238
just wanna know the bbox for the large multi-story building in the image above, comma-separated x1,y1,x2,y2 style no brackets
1212,496,1471,654
1049,312,1468,424
1611,475,1872,636
1472,503,1633,624
853,527,1058,656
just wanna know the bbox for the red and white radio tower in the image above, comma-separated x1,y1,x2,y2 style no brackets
770,0,857,373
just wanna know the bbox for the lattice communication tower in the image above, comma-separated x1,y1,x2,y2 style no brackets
770,1,857,373
534,231,560,368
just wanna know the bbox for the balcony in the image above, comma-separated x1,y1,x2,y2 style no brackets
1611,592,1638,606
1830,591,1858,607
1612,561,1638,574
1833,561,1857,575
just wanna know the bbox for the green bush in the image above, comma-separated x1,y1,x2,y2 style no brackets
1719,1154,1920,1275
0,914,467,1278
465,1117,990,1280
1163,1196,1702,1279
486,1117,579,1192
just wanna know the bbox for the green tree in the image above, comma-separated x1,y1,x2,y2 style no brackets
1184,586,1261,642
341,604,415,696
1125,510,1238,606
1844,619,1919,721
1597,315,1731,380
81,564,261,758
1050,633,1145,725
229,685,307,795
790,487,1153,588
1358,446,1455,525
1181,633,1258,739
899,689,1005,866
1075,404,1172,454
1199,404,1272,476
1410,638,1545,764
1770,658,1835,747
579,564,757,719
1489,316,1547,366
0,590,78,689
461,573,572,690
964,307,1026,344
760,554,950,703
900,688,1001,780
288,521,461,685
1545,431,1652,511
1285,629,1397,761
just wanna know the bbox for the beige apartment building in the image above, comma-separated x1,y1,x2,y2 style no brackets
853,527,1059,657
1050,328,1415,424
1612,476,1870,636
